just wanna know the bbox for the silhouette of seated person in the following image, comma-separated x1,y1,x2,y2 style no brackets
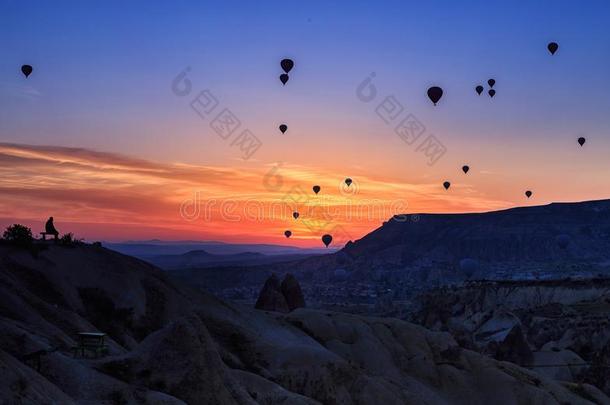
42,217,59,240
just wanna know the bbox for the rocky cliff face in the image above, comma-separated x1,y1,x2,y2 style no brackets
414,279,610,394
1,243,608,404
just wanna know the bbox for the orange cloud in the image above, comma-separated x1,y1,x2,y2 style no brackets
0,143,513,246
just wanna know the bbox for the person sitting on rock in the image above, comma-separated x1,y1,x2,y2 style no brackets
45,217,59,236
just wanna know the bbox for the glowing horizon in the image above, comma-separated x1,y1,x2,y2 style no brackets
2,1,610,247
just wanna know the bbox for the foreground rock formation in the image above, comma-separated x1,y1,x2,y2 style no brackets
0,243,608,404
255,273,305,312
415,279,610,395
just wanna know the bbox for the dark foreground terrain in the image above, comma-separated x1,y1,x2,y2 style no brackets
1,242,607,404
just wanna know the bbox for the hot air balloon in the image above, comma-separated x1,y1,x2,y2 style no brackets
547,42,559,55
459,258,479,278
475,85,483,95
284,230,292,238
488,89,496,98
345,178,352,186
443,181,451,190
322,234,332,247
427,86,443,106
312,185,320,194
280,74,289,85
281,58,294,73
578,137,586,146
21,65,33,78
462,165,470,174
279,124,288,134
525,190,532,198
293,212,299,219
555,234,570,250
488,79,496,88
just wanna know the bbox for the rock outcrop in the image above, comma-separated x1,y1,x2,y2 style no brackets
255,273,305,313
280,273,305,311
415,279,610,394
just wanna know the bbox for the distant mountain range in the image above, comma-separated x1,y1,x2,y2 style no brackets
105,240,334,260
146,249,319,270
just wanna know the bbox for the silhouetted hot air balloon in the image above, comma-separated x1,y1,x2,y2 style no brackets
293,212,299,219
279,124,288,134
345,178,352,186
578,137,586,146
427,86,443,106
312,185,320,194
284,230,292,238
488,79,495,88
459,258,479,278
462,165,470,174
488,89,496,98
555,234,570,250
281,58,294,73
322,234,332,247
548,42,559,55
525,190,532,198
443,181,451,190
280,74,289,85
21,65,32,78
475,85,483,95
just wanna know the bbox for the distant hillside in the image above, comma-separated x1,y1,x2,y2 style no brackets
148,249,318,270
344,199,610,266
105,240,332,259
1,242,605,403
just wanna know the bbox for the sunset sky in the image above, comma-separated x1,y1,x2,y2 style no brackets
2,1,610,246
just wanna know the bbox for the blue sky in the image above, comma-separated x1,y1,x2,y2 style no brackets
1,0,610,242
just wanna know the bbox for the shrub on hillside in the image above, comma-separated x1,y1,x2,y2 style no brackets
59,232,84,247
2,224,33,247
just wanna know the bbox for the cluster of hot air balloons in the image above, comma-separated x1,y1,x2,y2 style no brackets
427,43,559,106
283,178,355,247
475,79,496,98
279,58,294,85
442,165,534,199
432,40,588,200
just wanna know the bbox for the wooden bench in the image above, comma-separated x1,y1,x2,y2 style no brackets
72,332,108,358
40,232,59,241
